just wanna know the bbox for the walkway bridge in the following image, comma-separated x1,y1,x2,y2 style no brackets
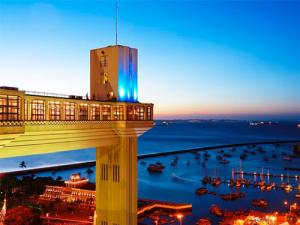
0,45,154,225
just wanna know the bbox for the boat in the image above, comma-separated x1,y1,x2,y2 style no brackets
240,154,247,160
283,156,292,161
218,149,224,154
220,192,245,201
257,147,266,153
195,187,208,195
216,155,223,160
298,124,300,128
284,184,293,192
203,151,211,158
228,179,235,187
196,218,211,225
266,182,275,191
223,153,232,158
209,204,223,217
219,159,230,165
202,176,212,184
234,179,243,188
147,164,164,173
296,193,300,198
211,177,222,186
258,180,265,187
252,199,268,207
244,179,251,187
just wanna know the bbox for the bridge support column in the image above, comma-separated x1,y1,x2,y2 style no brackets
95,136,138,225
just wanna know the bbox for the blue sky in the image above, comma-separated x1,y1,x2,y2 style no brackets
0,0,300,119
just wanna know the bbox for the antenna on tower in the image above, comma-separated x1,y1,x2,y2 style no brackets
115,1,118,45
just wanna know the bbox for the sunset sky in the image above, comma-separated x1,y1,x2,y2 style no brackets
1,0,300,120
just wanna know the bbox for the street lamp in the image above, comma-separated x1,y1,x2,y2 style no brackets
177,213,183,225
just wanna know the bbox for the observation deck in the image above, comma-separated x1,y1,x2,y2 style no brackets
0,86,153,158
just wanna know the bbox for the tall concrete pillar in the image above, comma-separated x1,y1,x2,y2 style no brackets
96,135,138,225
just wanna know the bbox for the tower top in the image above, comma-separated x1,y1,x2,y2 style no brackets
90,45,138,102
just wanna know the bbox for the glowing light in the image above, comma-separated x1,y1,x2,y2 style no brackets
134,90,137,101
119,87,125,99
177,213,183,219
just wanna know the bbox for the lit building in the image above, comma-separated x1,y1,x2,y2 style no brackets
64,173,89,188
40,185,96,207
0,45,154,225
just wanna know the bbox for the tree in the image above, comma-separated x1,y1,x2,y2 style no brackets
19,161,26,169
56,176,63,181
86,168,94,177
5,205,42,225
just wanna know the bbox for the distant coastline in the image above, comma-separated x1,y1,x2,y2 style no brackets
3,139,300,177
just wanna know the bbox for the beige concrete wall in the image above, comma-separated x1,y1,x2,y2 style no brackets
96,135,138,225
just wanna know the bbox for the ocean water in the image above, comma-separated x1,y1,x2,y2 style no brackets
0,120,299,172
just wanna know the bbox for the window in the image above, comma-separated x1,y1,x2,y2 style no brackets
0,95,20,121
102,105,111,120
100,55,108,67
138,106,145,120
49,102,61,121
126,105,134,121
31,100,45,121
79,104,88,120
113,105,124,120
146,106,152,121
65,102,76,120
91,104,100,120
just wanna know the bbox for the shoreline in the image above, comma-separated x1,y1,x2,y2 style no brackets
2,139,299,176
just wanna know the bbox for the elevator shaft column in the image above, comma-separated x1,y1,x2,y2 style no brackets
96,135,138,225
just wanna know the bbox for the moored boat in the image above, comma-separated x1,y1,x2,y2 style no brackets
195,187,208,195
147,163,165,173
211,177,222,186
252,199,268,207
284,184,293,192
202,176,212,184
283,156,292,161
209,204,223,217
219,159,229,164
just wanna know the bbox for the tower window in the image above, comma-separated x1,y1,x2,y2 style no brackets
100,55,109,67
